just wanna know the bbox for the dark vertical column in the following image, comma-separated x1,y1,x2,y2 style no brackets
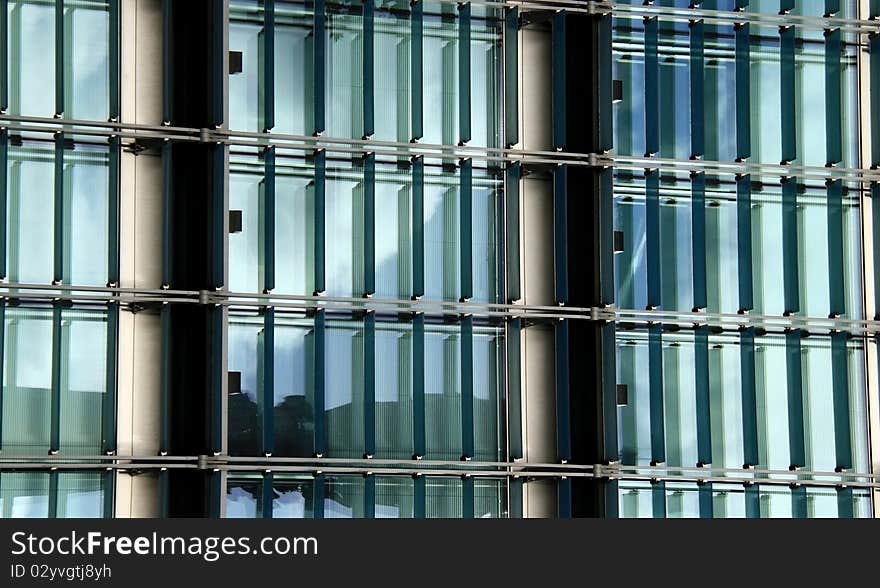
692,172,706,310
0,129,7,281
364,311,375,458
831,332,852,471
461,316,474,460
108,137,121,286
363,154,376,296
741,327,759,467
460,159,472,301
55,0,64,118
412,313,425,458
313,309,326,457
410,0,423,142
411,156,424,299
363,0,374,139
0,0,7,113
781,177,799,314
735,23,751,161
737,175,753,312
786,329,805,469
564,12,617,518
504,7,518,148
103,303,119,455
505,162,520,302
165,0,228,517
458,2,470,145
780,26,796,164
261,308,274,455
690,19,704,159
109,0,120,121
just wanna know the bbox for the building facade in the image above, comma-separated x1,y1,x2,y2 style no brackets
0,0,877,518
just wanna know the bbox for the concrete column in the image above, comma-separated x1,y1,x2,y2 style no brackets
115,0,164,518
517,24,557,517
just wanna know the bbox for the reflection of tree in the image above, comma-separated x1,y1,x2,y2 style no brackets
273,395,314,456
228,392,259,456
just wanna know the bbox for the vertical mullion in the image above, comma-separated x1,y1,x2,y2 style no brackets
262,308,274,455
780,26,796,164
690,20,704,159
832,332,852,470
745,483,760,518
313,0,325,135
314,150,326,294
651,481,666,518
837,487,853,518
412,313,425,458
462,476,474,518
555,319,570,462
695,325,711,466
505,162,520,303
211,0,223,127
364,474,375,518
48,471,59,518
646,169,660,309
162,0,172,124
554,165,568,304
313,310,326,456
791,486,807,519
212,144,224,289
504,7,518,148
161,141,172,287
0,129,6,280
825,28,842,165
211,306,223,454
363,0,374,139
364,311,375,457
735,23,751,161
55,0,64,117
458,2,470,145
262,147,275,293
691,172,706,310
102,470,114,518
410,0,423,142
108,136,120,286
698,483,713,518
50,303,62,454
509,477,523,518
551,11,565,150
0,302,4,450
644,16,658,156
0,0,7,113
103,303,118,455
412,156,424,298
782,177,799,314
737,175,753,312
557,478,571,518
109,0,119,121
741,327,759,467
872,35,880,167
506,318,522,460
53,132,64,285
262,471,273,518
461,315,473,459
460,158,472,301
828,180,845,316
159,303,171,455
262,0,275,132
364,153,375,296
414,475,426,518
785,329,805,469
313,473,325,518
648,324,665,464
874,186,880,318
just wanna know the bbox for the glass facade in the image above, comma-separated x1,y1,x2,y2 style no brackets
0,0,118,518
1,0,879,519
610,3,875,517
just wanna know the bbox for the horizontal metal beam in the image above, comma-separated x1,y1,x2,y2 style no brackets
0,454,876,489
0,283,879,335
4,114,880,184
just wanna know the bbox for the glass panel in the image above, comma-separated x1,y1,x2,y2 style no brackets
9,0,56,118
375,476,413,518
66,0,110,121
57,472,104,518
375,322,413,459
3,308,52,454
273,475,314,518
325,475,364,518
8,144,54,285
325,317,365,457
228,314,262,456
274,316,316,457
0,472,49,518
474,478,504,518
225,476,263,518
66,146,109,287
425,477,461,518
60,310,107,454
424,322,461,460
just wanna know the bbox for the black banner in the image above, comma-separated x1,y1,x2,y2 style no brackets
0,519,872,586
